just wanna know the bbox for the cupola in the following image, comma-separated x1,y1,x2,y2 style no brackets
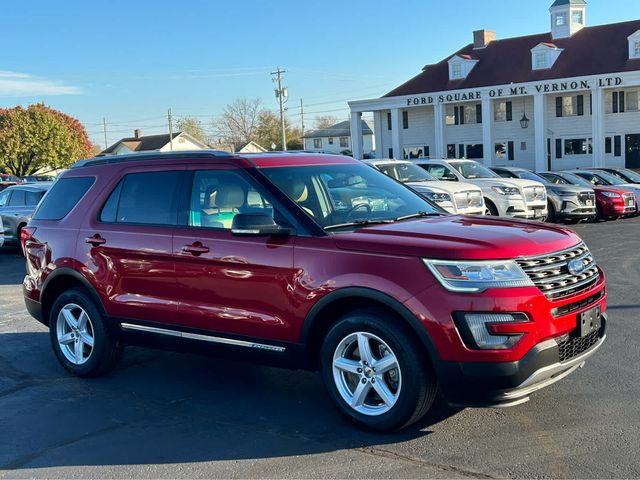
550,0,586,40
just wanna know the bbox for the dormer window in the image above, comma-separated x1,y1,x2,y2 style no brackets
635,41,640,57
535,52,548,69
447,55,478,81
451,63,462,79
531,43,563,70
629,30,640,59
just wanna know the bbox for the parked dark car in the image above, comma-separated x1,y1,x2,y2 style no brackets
590,167,640,185
0,182,51,247
22,151,606,432
490,167,595,223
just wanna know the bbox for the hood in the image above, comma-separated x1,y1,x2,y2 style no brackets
406,180,482,195
463,177,545,190
547,184,592,195
332,215,581,260
595,185,637,195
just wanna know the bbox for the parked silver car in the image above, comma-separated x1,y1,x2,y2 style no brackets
0,182,51,247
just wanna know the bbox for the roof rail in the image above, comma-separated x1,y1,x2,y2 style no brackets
71,150,235,169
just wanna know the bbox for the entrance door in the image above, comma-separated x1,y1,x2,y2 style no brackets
626,134,640,169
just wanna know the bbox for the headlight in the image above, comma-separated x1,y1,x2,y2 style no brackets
601,191,621,198
423,259,534,293
491,186,520,196
424,192,452,203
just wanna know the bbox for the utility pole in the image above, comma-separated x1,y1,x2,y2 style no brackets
102,117,108,150
300,98,305,147
167,108,174,151
271,67,287,151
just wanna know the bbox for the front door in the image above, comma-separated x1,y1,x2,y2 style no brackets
172,166,297,343
625,134,640,169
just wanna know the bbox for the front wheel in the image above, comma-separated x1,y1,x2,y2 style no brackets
320,311,437,432
484,199,498,216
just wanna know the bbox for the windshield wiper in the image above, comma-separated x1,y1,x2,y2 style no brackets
324,218,396,231
394,211,443,222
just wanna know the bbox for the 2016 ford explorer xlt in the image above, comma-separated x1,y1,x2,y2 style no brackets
22,152,606,432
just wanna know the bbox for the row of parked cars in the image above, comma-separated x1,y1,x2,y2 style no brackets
366,159,639,223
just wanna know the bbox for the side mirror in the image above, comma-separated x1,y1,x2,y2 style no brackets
231,213,291,237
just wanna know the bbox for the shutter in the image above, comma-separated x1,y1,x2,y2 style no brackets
614,136,622,157
402,111,409,129
506,101,512,121
508,141,515,161
556,97,563,117
476,103,482,123
387,112,392,130
589,94,592,115
459,106,465,125
454,107,459,125
555,139,562,159
577,95,584,116
619,91,625,113
424,146,430,158
612,92,618,113
459,144,465,158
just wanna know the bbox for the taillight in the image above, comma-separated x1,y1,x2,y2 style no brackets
21,226,37,253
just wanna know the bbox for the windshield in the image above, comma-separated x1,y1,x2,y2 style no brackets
450,162,498,179
517,171,549,184
617,169,640,183
376,163,434,183
560,172,593,188
591,170,628,185
262,163,441,230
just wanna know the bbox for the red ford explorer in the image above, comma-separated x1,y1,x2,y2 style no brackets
22,152,606,431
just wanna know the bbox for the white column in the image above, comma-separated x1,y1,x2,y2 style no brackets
390,108,402,159
481,97,493,166
373,111,384,159
434,103,445,158
534,94,546,172
591,87,605,168
350,111,363,160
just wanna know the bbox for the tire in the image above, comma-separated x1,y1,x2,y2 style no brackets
546,201,556,223
49,288,122,377
594,204,603,222
320,310,437,432
484,199,499,216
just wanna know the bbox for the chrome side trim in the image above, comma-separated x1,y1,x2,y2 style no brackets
120,322,286,353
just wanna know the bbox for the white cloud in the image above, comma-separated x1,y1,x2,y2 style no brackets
0,71,82,97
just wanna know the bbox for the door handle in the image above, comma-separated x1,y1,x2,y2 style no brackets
85,234,106,247
182,242,209,256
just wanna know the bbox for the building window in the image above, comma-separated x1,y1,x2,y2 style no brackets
572,10,583,25
446,104,481,126
635,41,640,57
607,91,626,113
451,62,462,79
495,142,515,161
339,137,349,148
447,144,456,159
403,146,429,159
466,144,484,160
534,52,548,69
625,89,640,111
313,138,322,149
605,137,612,155
494,101,513,122
564,138,593,156
328,137,334,145
402,111,409,129
555,95,584,117
556,12,566,26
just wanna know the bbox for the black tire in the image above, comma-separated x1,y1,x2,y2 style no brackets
49,288,122,377
594,204,603,222
546,201,556,223
484,199,499,216
320,310,437,432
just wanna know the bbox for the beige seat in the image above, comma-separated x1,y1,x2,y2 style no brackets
201,182,246,228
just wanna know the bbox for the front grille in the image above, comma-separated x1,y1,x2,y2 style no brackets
454,190,483,209
516,243,599,299
623,193,636,207
524,186,546,203
557,330,600,362
577,191,596,206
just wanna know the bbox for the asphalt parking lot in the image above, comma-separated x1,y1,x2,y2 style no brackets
1,218,639,479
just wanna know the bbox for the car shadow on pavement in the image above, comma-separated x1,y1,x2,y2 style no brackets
0,331,463,472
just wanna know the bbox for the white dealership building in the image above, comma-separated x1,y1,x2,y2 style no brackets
349,0,640,171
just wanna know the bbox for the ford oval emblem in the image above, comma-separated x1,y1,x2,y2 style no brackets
568,258,586,275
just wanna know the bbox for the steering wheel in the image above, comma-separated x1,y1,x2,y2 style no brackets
345,202,372,220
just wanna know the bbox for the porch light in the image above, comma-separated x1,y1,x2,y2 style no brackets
520,113,530,129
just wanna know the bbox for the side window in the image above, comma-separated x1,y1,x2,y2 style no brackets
33,177,95,221
25,191,44,206
189,170,274,230
8,190,25,206
100,171,181,225
0,190,10,207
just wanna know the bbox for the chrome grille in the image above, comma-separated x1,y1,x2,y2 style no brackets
623,193,636,207
524,186,546,204
577,191,596,206
516,243,599,299
454,190,483,209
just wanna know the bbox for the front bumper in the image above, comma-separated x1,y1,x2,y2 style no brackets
554,197,596,219
496,197,547,219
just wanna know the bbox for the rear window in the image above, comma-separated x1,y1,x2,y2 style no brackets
33,177,95,220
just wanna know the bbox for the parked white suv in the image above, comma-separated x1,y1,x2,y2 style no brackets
414,159,548,219
366,159,485,215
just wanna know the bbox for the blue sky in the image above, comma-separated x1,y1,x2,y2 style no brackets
1,0,637,148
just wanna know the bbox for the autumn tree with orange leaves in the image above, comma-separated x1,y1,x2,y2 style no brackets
0,104,93,176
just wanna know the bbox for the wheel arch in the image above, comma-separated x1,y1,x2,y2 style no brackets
300,287,440,369
41,268,106,326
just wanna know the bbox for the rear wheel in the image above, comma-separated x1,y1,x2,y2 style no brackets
49,288,122,377
320,311,437,432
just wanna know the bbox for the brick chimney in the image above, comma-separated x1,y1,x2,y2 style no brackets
473,29,496,49
134,129,142,139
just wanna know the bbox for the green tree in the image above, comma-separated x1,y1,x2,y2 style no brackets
0,104,92,176
255,110,303,150
175,116,207,143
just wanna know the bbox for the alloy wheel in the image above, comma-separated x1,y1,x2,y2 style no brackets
332,331,402,416
56,303,95,365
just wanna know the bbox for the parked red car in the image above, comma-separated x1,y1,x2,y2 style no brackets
23,152,606,431
540,171,637,220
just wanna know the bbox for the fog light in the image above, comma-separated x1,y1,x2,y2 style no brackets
455,313,528,350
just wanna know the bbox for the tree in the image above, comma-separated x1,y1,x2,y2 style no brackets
0,104,92,176
255,110,302,150
313,115,339,130
211,98,264,145
176,116,207,143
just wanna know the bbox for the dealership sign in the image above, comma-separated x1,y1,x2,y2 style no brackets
405,76,623,106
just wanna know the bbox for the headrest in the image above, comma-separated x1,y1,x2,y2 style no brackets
215,182,245,208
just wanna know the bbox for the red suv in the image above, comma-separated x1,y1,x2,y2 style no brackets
22,152,607,431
